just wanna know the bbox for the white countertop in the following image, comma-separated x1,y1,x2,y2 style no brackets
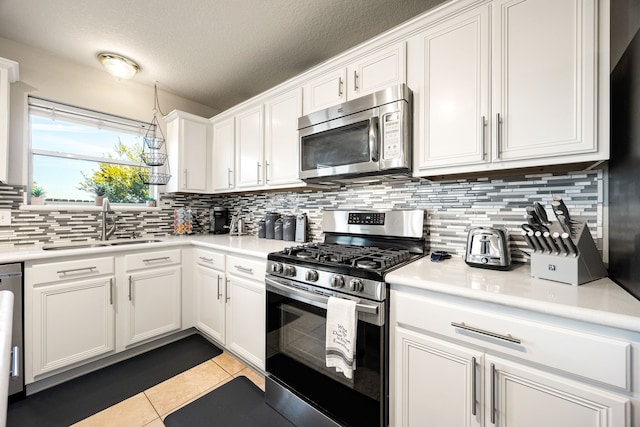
386,256,640,334
0,234,293,264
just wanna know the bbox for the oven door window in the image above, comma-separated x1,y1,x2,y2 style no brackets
266,290,384,427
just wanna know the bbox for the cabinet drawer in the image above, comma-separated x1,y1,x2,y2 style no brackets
194,249,225,271
124,249,181,271
30,256,114,285
392,291,631,390
226,255,265,281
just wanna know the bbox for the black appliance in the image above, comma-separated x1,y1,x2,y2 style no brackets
609,26,640,301
209,207,229,234
0,263,24,399
265,209,425,427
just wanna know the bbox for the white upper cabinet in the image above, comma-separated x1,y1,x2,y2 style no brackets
264,88,303,187
211,116,236,192
235,104,265,189
0,57,18,184
410,0,607,177
303,42,406,114
165,110,211,193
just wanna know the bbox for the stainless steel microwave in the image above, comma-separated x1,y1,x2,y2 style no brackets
298,84,412,181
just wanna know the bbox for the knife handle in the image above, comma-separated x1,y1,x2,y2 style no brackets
552,232,568,256
527,231,542,252
562,232,579,257
535,231,551,253
543,231,559,254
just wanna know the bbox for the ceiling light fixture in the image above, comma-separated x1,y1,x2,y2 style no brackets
97,52,140,79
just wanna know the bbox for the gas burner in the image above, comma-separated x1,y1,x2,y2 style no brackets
296,251,314,259
356,259,380,269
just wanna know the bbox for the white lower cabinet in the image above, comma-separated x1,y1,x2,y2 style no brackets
193,249,266,370
25,256,116,382
391,289,633,427
123,250,182,347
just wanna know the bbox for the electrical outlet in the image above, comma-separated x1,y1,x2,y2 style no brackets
0,209,11,226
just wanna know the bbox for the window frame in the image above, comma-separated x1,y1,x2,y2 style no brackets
27,96,160,207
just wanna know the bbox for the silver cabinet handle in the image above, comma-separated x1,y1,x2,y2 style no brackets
10,346,19,378
481,116,487,160
128,276,133,302
471,356,477,416
57,266,97,275
183,169,188,188
265,160,270,183
490,362,497,424
225,278,230,302
143,256,171,264
234,265,253,274
354,71,359,92
451,322,521,344
217,275,222,300
199,256,213,263
496,113,502,159
227,167,233,188
257,162,262,185
338,77,344,97
109,277,114,305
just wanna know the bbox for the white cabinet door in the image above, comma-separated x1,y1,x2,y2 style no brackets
165,111,210,193
410,4,490,172
395,327,483,427
302,68,346,114
487,355,630,427
264,88,303,187
211,116,235,191
226,275,265,369
31,277,115,377
194,264,226,343
0,58,18,184
125,266,182,347
235,104,265,189
491,0,598,161
346,42,406,99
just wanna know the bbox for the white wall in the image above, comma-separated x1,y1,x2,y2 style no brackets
0,36,219,185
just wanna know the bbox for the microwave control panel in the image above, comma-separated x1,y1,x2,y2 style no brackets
382,112,401,160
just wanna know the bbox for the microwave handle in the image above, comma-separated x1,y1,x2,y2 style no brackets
369,116,379,162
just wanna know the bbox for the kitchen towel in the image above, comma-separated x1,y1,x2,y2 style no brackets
325,296,357,379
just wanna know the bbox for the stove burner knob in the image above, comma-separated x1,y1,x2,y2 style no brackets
271,263,283,274
331,275,345,288
283,265,296,277
349,278,363,293
305,270,319,282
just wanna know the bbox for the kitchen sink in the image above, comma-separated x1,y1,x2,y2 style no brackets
42,239,163,251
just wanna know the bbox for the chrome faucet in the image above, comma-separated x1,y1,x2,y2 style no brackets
100,198,117,240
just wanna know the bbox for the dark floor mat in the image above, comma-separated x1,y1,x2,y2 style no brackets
8,334,222,427
164,376,296,427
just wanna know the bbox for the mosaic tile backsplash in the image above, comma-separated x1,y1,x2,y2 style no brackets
0,169,604,263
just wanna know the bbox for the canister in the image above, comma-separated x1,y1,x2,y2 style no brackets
265,212,279,239
274,218,283,240
283,215,296,241
257,220,266,238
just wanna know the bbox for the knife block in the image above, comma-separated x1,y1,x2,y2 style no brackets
530,222,607,286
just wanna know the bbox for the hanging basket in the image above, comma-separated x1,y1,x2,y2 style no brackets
138,170,172,185
144,135,165,150
140,152,168,166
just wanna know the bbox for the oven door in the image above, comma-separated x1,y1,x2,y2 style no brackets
299,108,380,180
266,276,387,427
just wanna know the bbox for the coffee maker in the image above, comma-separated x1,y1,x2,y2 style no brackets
210,207,229,234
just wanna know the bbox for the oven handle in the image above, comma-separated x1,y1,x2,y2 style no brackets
265,277,378,315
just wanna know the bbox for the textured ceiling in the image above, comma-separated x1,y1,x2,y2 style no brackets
0,0,446,111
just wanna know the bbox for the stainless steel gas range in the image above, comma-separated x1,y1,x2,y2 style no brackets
265,209,426,427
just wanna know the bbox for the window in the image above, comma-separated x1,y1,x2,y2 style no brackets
29,97,157,205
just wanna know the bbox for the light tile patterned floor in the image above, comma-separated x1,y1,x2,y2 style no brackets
71,351,265,427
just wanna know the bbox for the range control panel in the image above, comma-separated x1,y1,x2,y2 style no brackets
348,212,385,225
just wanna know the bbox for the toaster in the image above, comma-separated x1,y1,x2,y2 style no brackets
465,227,511,270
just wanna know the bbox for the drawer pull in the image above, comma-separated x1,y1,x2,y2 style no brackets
234,265,253,274
109,278,114,305
225,278,230,302
57,266,97,275
199,256,213,263
143,256,171,263
217,275,222,300
451,322,521,344
490,363,496,424
128,276,133,302
471,356,477,416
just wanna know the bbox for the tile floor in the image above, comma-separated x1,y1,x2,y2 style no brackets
71,351,265,427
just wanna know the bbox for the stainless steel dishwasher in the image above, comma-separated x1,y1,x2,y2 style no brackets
0,264,23,398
